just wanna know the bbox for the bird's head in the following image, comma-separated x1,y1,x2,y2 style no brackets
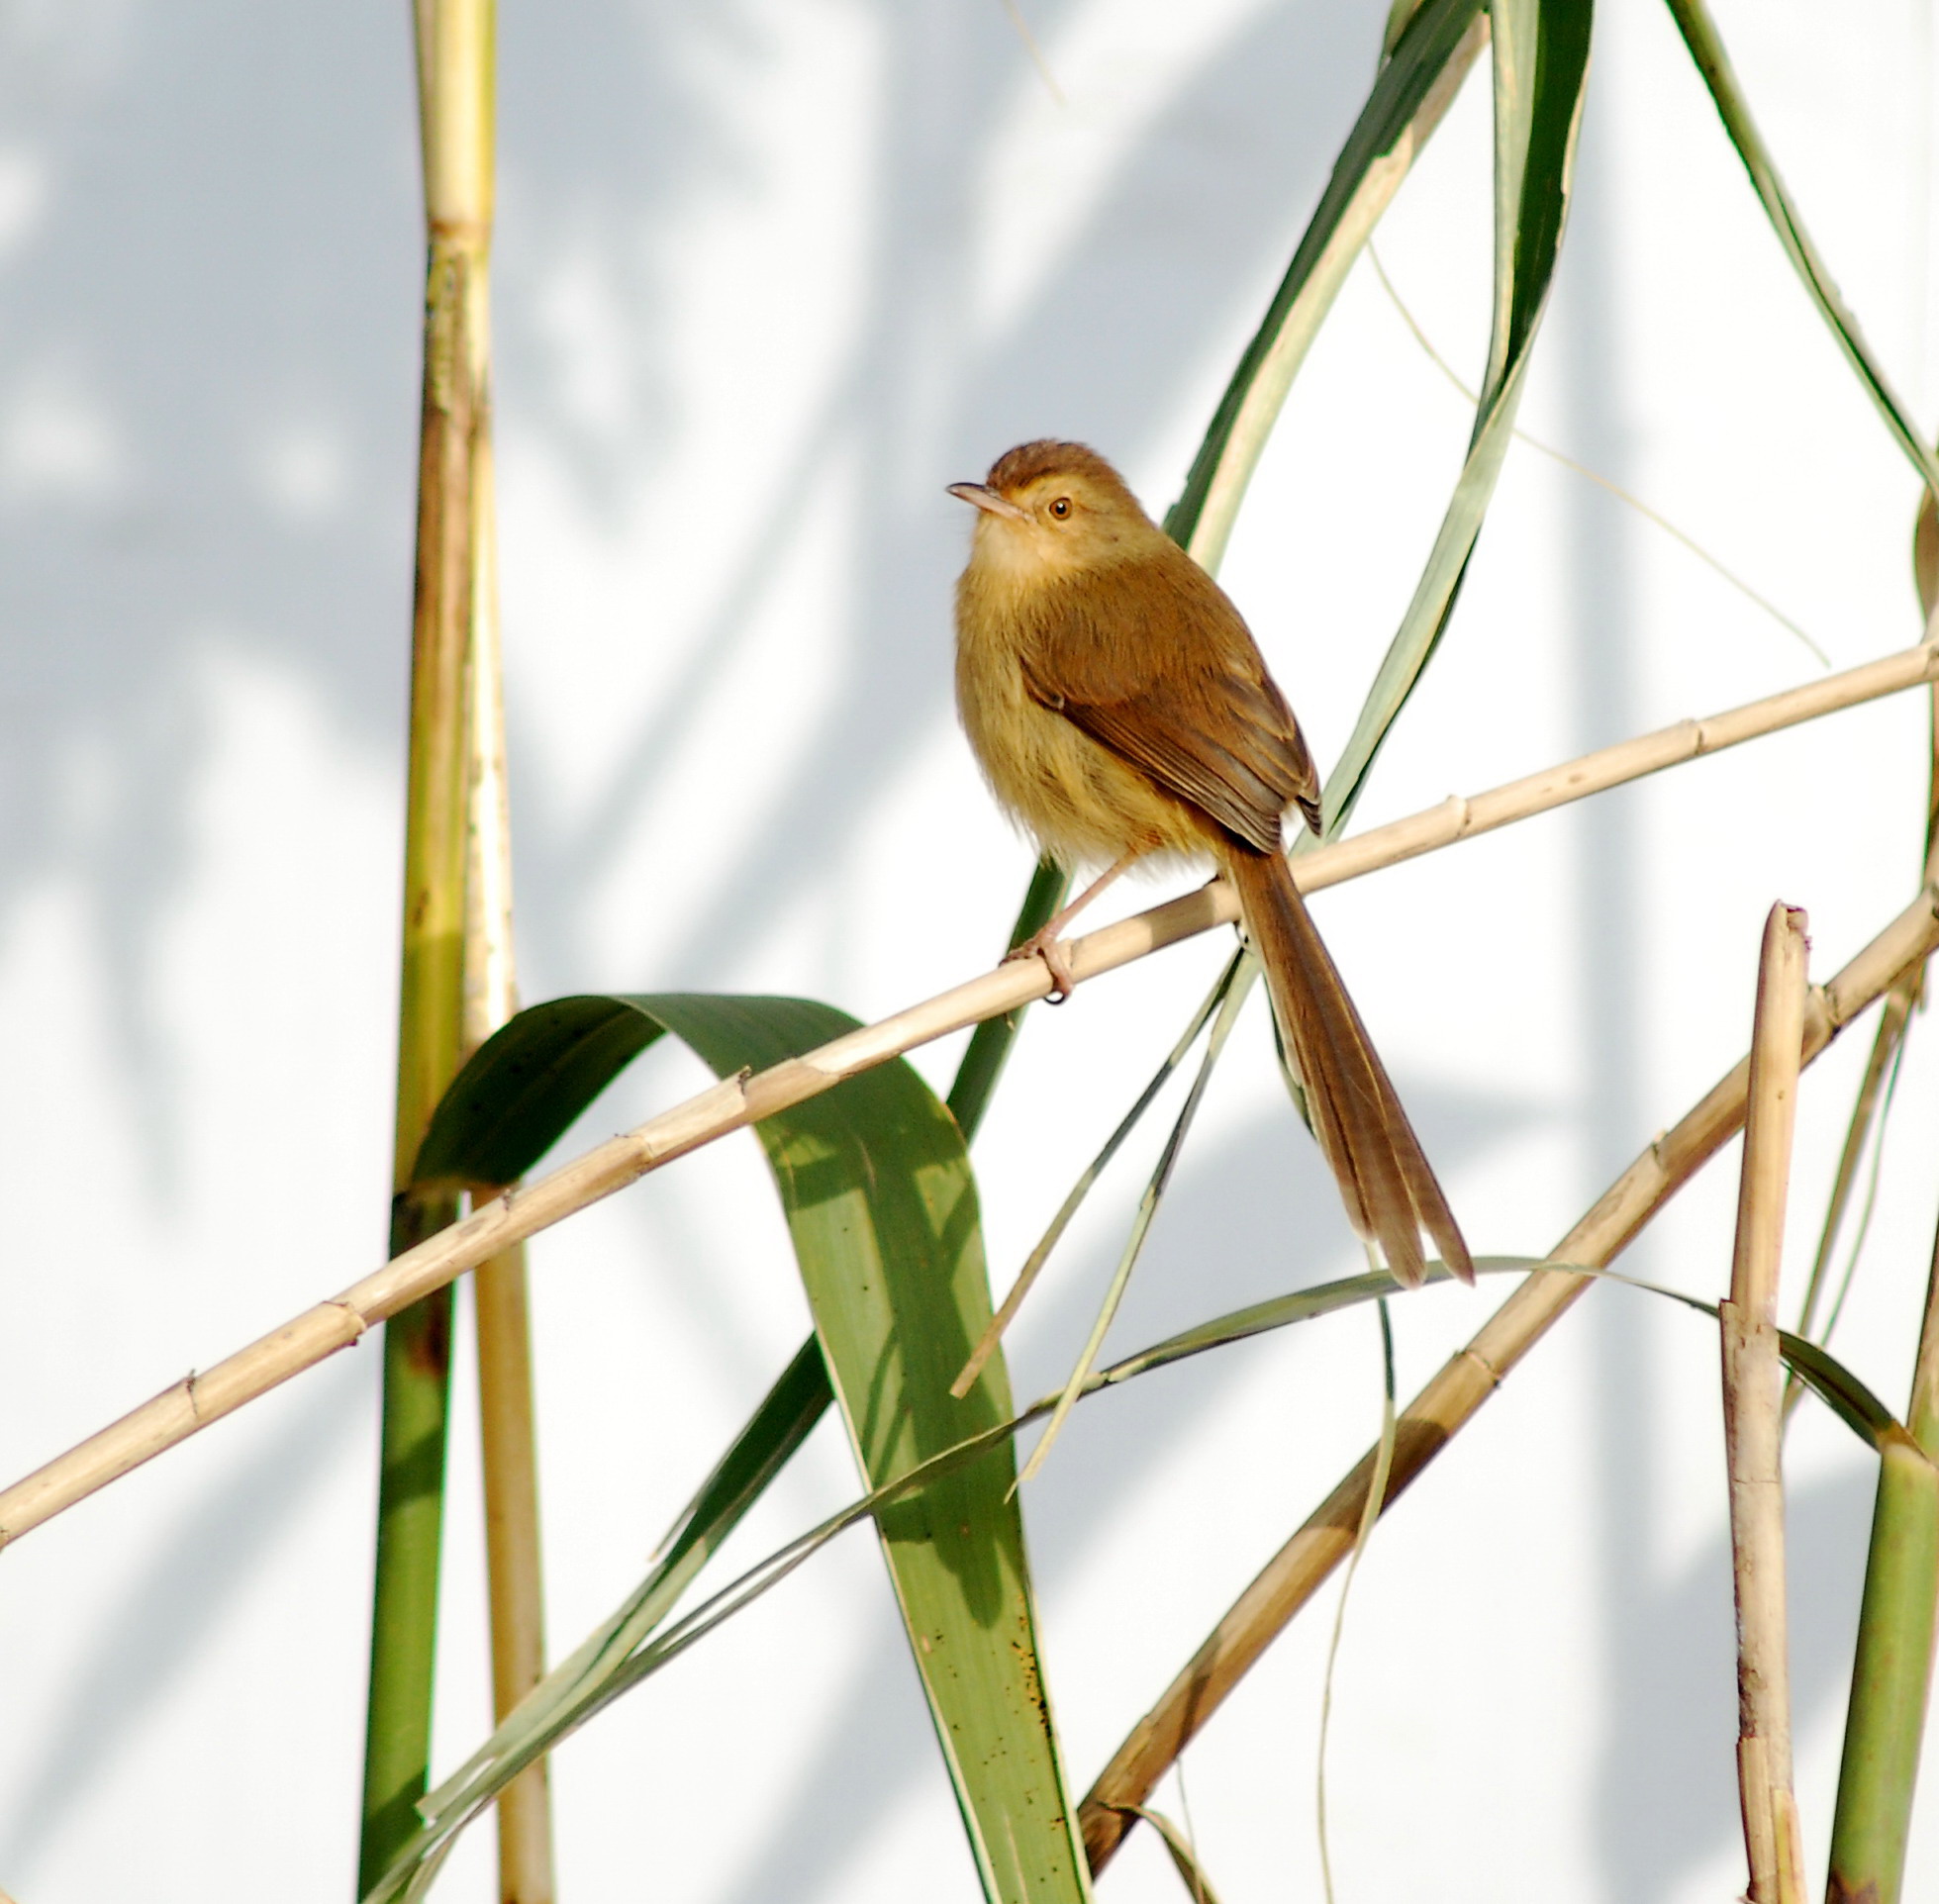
948,439,1159,579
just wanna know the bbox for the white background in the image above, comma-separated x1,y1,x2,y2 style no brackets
4,1,1939,1898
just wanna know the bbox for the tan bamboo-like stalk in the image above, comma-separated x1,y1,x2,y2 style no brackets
460,363,555,1898
1,645,1937,1550
473,1242,552,1903
1722,904,1809,1904
1076,884,1939,1872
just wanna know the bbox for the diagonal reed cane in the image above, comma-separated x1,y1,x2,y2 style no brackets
0,645,1935,1556
1076,883,1939,1871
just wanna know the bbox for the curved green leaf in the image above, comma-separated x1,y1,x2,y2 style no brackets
1100,1256,1903,1453
411,993,669,1190
1322,0,1594,833
1167,0,1490,567
370,994,1091,1904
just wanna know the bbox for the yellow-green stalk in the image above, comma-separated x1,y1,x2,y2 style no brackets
359,0,495,1891
1825,1239,1939,1904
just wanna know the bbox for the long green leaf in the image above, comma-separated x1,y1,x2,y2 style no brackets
375,993,1091,1904
984,0,1521,1461
968,0,1492,1302
1323,0,1593,831
1663,0,1939,502
373,1337,835,1904
1106,1258,1903,1452
1167,0,1489,565
642,997,1090,1904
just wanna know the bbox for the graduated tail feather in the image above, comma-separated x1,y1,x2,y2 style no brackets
1225,847,1472,1289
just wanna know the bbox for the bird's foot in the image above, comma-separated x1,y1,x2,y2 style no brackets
1004,927,1077,1003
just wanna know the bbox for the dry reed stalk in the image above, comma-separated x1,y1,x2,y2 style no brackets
1,645,1936,1550
1721,904,1809,1904
459,351,555,1900
1076,884,1939,1872
472,1242,552,1902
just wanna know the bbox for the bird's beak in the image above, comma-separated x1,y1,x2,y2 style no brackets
948,481,1028,522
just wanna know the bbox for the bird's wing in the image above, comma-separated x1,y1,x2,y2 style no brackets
1018,552,1320,852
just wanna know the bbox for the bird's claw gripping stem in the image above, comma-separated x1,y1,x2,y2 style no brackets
1004,928,1076,1002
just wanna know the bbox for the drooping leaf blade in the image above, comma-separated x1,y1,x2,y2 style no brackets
411,993,669,1191
1101,1256,1904,1454
643,996,1094,1904
371,993,1091,1904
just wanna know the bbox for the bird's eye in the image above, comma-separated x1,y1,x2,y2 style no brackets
1048,496,1072,520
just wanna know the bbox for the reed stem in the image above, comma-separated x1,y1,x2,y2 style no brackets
1721,904,1809,1904
456,263,553,1904
1825,1216,1939,1903
359,0,495,1889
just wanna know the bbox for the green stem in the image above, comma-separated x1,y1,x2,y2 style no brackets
360,1199,458,1893
1826,1218,1939,1904
360,0,494,1878
944,854,1071,1143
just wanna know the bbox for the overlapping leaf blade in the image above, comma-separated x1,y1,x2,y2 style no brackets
379,1248,1906,1902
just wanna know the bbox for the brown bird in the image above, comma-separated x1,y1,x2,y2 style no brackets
949,439,1471,1288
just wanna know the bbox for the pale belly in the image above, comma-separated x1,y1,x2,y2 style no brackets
954,628,1211,875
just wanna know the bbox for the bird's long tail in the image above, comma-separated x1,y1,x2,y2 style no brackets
1225,846,1471,1288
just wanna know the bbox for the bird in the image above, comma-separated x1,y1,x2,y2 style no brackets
948,438,1471,1288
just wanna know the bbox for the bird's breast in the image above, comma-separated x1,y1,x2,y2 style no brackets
953,573,1206,871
